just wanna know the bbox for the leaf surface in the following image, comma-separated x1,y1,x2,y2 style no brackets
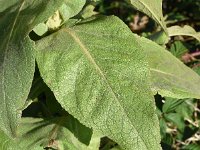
34,0,86,35
0,0,64,137
36,16,160,149
162,97,184,113
60,0,86,21
127,0,167,33
0,0,17,12
138,35,200,99
0,129,23,150
168,25,200,42
17,116,96,150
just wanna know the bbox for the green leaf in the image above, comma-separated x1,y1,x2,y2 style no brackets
161,133,173,146
175,100,194,120
159,118,167,138
138,35,200,99
127,0,168,33
0,0,64,137
36,16,160,149
37,0,86,33
81,4,98,19
148,31,169,45
17,116,95,150
0,129,23,150
162,97,184,113
170,41,187,58
168,25,200,42
183,144,200,150
164,113,185,132
59,0,86,21
33,23,48,36
0,0,18,12
194,67,200,76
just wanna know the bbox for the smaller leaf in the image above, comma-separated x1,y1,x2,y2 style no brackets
33,23,48,36
170,41,188,58
148,31,169,45
138,35,200,99
17,116,94,150
164,113,185,133
183,144,200,150
168,25,200,42
162,97,184,113
33,0,86,33
161,133,173,147
81,4,98,19
193,67,200,75
175,100,194,120
59,0,86,21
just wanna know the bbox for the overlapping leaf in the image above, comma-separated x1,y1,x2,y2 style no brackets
36,16,160,149
34,0,86,36
17,117,98,150
137,35,200,99
60,0,86,21
168,25,200,42
0,0,64,137
127,0,168,33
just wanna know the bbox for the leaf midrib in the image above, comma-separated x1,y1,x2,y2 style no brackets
63,28,148,149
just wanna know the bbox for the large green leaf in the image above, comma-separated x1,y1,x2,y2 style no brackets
137,35,200,99
168,25,200,42
127,0,168,33
17,116,97,150
0,0,64,137
36,16,160,149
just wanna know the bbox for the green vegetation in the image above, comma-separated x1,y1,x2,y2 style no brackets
0,0,199,149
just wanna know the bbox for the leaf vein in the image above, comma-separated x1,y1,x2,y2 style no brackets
64,28,148,148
